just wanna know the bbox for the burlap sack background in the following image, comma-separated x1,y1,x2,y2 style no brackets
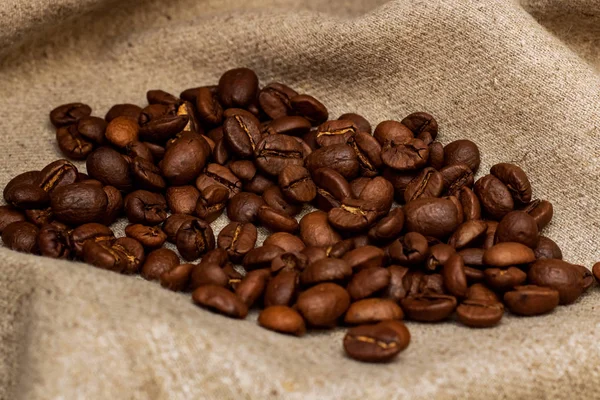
2,0,600,398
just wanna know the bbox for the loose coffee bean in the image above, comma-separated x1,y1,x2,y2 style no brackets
495,211,539,248
162,213,196,243
313,167,353,211
141,248,180,281
223,114,262,158
347,131,382,177
160,263,194,292
244,173,276,194
279,165,316,203
69,223,113,257
301,258,353,285
315,120,357,147
490,163,532,205
243,245,286,270
262,186,302,216
146,89,179,105
347,267,391,300
2,221,39,254
229,160,257,182
105,104,142,122
234,269,271,307
196,163,242,198
50,183,108,225
447,220,487,249
254,134,305,176
125,224,167,249
100,186,123,225
387,233,429,265
138,104,189,144
503,285,560,316
258,83,297,119
456,299,504,328
258,306,306,336
162,132,210,185
306,144,359,180
218,68,259,109
4,181,50,210
401,112,438,143
192,284,248,319
226,192,265,223
439,163,474,195
290,94,328,125
343,322,406,363
459,248,485,268
105,116,139,148
534,236,563,260
217,222,258,262
296,282,350,327
190,263,229,288
112,237,146,274
193,184,228,223
484,267,527,292
474,175,514,220
403,198,460,239
404,167,444,203
124,190,167,225
458,187,481,221
50,102,92,128
271,252,308,273
338,113,372,134
367,208,404,243
130,157,166,192
0,206,26,233
426,243,456,271
266,116,312,137
328,198,378,232
262,233,304,254
86,147,132,191
37,160,78,195
299,211,342,248
195,87,223,126
257,206,299,233
443,139,480,172
342,246,385,270
37,222,71,259
385,265,410,301
264,269,299,307
429,141,444,169
442,253,468,297
344,298,404,325
373,121,413,146
482,242,536,267
521,199,553,231
528,259,588,304
176,218,215,261
83,237,144,274
401,293,457,322
166,186,200,215
381,138,429,171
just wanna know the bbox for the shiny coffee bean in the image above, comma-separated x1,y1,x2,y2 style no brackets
338,113,371,134
2,221,39,254
226,192,265,223
343,321,409,363
401,112,438,143
381,138,429,171
130,157,166,192
258,306,306,336
367,208,404,243
503,285,560,316
534,236,563,260
166,186,200,215
195,184,229,223
105,104,142,123
192,285,248,319
521,199,553,231
279,165,316,203
306,144,359,180
443,139,480,172
373,120,413,146
0,206,26,233
528,259,588,304
439,163,473,195
223,114,262,158
50,102,92,128
162,132,210,185
315,120,357,147
347,267,391,300
344,298,404,325
271,251,308,273
301,258,353,285
86,147,133,191
387,233,429,265
105,116,139,148
403,197,460,239
244,173,275,195
495,211,539,248
195,87,223,126
456,298,504,328
474,175,514,220
50,183,108,225
426,243,456,272
482,242,536,267
262,186,302,216
37,222,71,259
141,248,180,281
490,163,532,205
217,222,258,262
233,269,270,307
160,263,195,292
342,246,385,270
218,68,259,109
243,245,286,271
124,190,167,225
484,267,527,292
296,283,350,327
229,160,257,182
299,211,342,248
264,233,305,254
125,224,167,249
290,94,328,125
176,218,215,261
458,187,481,221
447,220,487,249
264,270,299,307
401,293,457,322
404,167,444,203
258,83,298,119
257,206,299,233
162,213,196,243
254,134,306,176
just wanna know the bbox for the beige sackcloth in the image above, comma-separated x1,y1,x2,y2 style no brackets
1,0,600,398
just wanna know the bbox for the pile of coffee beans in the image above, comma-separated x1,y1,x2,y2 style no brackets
1,67,597,363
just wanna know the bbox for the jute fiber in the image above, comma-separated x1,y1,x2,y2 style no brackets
1,0,600,398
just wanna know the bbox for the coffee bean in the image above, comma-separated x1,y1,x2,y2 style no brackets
217,222,257,262
105,116,139,148
263,232,305,254
426,243,456,272
490,163,532,205
195,87,223,126
367,208,404,243
443,139,480,172
521,199,553,231
229,160,257,182
458,187,481,221
125,224,167,249
442,253,468,297
143,141,166,160
483,242,536,267
141,248,180,281
313,167,353,211
262,186,302,216
146,89,179,105
299,211,341,248
534,236,563,260
373,121,413,146
162,132,210,185
474,175,514,220
244,173,276,195
138,104,189,143
381,138,429,171
277,165,315,203
257,206,299,233
328,198,378,232
456,298,504,328
50,103,92,128
190,262,229,288
337,113,371,134
447,220,487,249
162,214,196,243
301,258,353,285
50,183,107,225
503,285,559,316
428,141,444,170
403,197,460,238
86,147,132,191
528,259,588,304
105,104,142,123
130,157,166,192
218,68,259,109
384,265,409,301
401,112,438,143
226,192,265,223
112,237,145,274
0,206,26,233
124,190,167,225
344,298,404,325
234,269,271,307
343,322,406,363
347,267,391,300
342,246,385,271
271,251,308,273
401,293,457,322
387,233,429,265
254,134,305,176
459,248,485,267
346,131,382,177
495,211,539,248
382,168,417,203
37,222,71,259
83,237,144,274
290,94,328,125
267,116,312,136
439,163,473,195
37,160,78,194
4,181,50,210
223,114,262,158
2,221,39,254
175,218,215,261
404,167,444,202
482,220,498,249
258,306,306,336
192,284,248,319
165,186,200,215
484,267,527,291
296,282,350,327
243,245,286,271
306,144,359,180
258,83,298,119
315,120,357,147
160,263,194,292
264,269,299,306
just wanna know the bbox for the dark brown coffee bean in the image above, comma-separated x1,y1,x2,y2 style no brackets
296,282,350,327
384,266,409,301
0,206,26,233
342,246,385,271
495,211,539,248
356,176,394,216
520,199,553,231
264,269,298,306
367,208,404,244
226,192,265,223
105,116,139,148
176,218,215,261
528,259,588,304
381,138,429,171
262,186,302,217
338,113,371,134
165,186,200,215
242,244,284,270
382,168,417,203
141,248,180,281
160,263,194,292
37,160,78,195
347,267,391,300
37,222,70,259
261,235,305,257
328,199,378,232
123,190,167,225
231,269,269,306
229,160,256,182
459,248,485,267
258,83,298,119
217,222,257,262
490,163,532,205
448,220,487,249
105,104,142,123
373,121,413,146
143,142,166,160
387,233,429,265
401,112,438,143
254,134,305,176
55,124,94,160
483,242,536,267
464,266,485,283
301,258,352,285
313,167,353,211
425,243,456,272
428,141,444,170
130,157,166,192
68,223,113,258
456,298,504,328
443,139,480,172
474,175,514,220
4,171,40,200
125,224,166,249
194,184,228,223
218,68,259,109
258,306,306,336
50,103,92,128
190,263,229,288
86,147,132,191
279,165,316,203
50,183,107,225
161,132,210,185
343,322,407,363
504,285,560,316
244,173,276,195
344,298,404,325
4,180,50,210
404,167,444,202
223,114,262,158
83,237,144,274
442,253,468,297
271,251,308,273
192,285,248,319
298,211,340,248
403,198,460,238
401,293,457,322
195,87,223,126
346,131,382,177
290,94,328,125
146,89,179,105
257,206,299,233
439,163,473,195
482,220,498,249
268,116,312,136
458,187,481,221
306,144,359,180
138,105,189,143
161,214,194,243
2,221,39,254
534,236,563,260
314,120,357,147
113,237,145,274
484,267,527,291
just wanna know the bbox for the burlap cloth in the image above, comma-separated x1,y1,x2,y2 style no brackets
1,0,600,398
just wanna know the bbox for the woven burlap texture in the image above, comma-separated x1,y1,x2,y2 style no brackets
1,0,600,399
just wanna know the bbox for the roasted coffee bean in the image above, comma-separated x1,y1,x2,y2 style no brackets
301,258,353,285
459,248,485,268
143,141,166,161
355,176,394,216
534,236,563,260
504,285,560,316
346,131,382,177
86,147,133,191
439,163,473,195
296,283,350,327
426,243,456,271
271,251,308,273
299,211,342,248
4,171,40,200
195,185,229,223
130,157,166,191
474,175,514,220
521,199,553,231
268,116,312,137
112,237,145,274
262,186,302,216
162,132,210,185
83,237,144,274
226,192,265,223
279,165,316,203
160,263,194,292
244,173,275,194
258,306,306,336
344,322,407,363
50,183,107,225
403,197,460,238
192,284,248,319
448,220,487,249
290,94,328,125
217,222,257,261
338,113,371,134
176,218,215,261
223,114,262,158
384,265,409,301
69,223,113,257
428,141,444,170
381,138,429,171
328,198,378,232
373,120,413,145
528,259,588,304
490,163,532,205
367,208,404,243
99,186,121,225
306,144,359,180
482,220,498,249
37,222,71,259
105,104,142,123
264,232,305,253
315,120,357,147
300,246,327,266
458,187,481,221
482,242,536,267
243,244,285,270
258,83,298,119
190,263,229,288
229,160,257,182
147,89,179,105
37,160,78,194
125,224,167,249
264,269,299,306
218,68,259,109
327,239,355,259
442,253,468,297
124,190,167,225
401,112,438,143
105,116,139,148
257,206,299,233
254,134,305,176
313,167,353,211
344,298,404,325
342,246,385,270
196,163,242,198
141,248,180,281
456,298,504,328
347,267,391,300
382,168,417,203
2,221,39,254
50,103,92,128
443,139,480,172
387,233,429,265
138,104,189,143
495,211,539,248
195,87,223,126
162,213,196,243
0,206,26,233
165,186,200,215
484,267,527,291
401,293,457,322
403,167,444,203
4,181,50,210
464,266,485,283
